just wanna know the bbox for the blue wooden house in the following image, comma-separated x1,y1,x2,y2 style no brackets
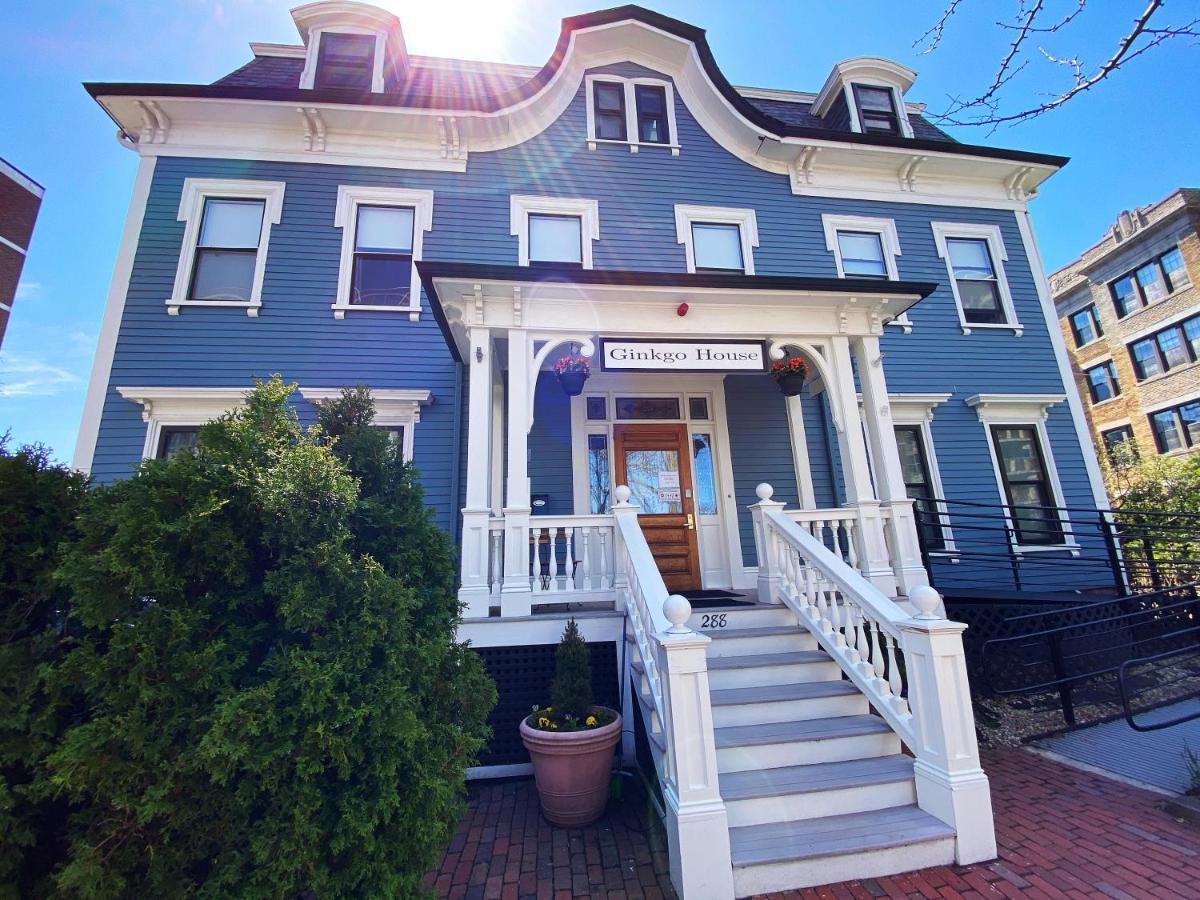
75,3,1108,895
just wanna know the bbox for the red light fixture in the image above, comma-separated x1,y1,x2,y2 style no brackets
677,302,689,317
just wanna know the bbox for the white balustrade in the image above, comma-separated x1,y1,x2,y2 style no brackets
786,507,860,568
486,515,615,599
753,483,997,865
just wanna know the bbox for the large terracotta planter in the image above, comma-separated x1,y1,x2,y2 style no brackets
520,709,621,827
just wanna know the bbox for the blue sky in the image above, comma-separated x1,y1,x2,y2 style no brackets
1,0,1197,462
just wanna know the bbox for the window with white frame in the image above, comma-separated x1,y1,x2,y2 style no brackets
116,386,249,459
851,84,902,135
931,222,1022,335
332,186,433,320
585,75,679,154
167,179,285,317
674,205,758,275
966,394,1071,549
314,32,376,91
510,196,599,269
822,214,912,331
299,387,431,463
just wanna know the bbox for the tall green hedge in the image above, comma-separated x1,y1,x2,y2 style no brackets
7,378,494,898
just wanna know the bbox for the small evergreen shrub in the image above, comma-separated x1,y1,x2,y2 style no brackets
527,619,614,732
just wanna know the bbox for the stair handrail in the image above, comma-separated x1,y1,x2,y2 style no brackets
751,483,998,866
611,486,734,898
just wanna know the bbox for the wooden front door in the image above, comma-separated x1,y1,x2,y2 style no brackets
613,424,702,593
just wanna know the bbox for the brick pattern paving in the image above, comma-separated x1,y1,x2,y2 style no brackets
429,748,1200,899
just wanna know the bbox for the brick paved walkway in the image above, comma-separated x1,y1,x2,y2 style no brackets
429,748,1200,899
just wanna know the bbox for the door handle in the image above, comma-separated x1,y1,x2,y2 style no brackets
686,513,695,530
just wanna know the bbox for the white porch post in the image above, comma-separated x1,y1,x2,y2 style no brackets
828,335,896,595
902,588,997,865
854,335,929,595
501,328,533,615
459,326,494,618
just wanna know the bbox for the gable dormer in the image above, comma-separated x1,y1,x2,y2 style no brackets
811,57,917,139
293,1,407,94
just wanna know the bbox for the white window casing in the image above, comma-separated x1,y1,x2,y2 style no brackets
299,387,432,463
299,29,388,93
674,205,759,275
844,82,914,138
881,393,954,551
584,74,681,155
332,185,433,321
117,386,250,458
510,195,600,269
822,213,912,332
931,221,1023,336
965,393,1076,552
167,178,286,317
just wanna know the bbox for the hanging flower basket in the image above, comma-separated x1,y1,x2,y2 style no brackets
769,355,809,397
554,355,591,396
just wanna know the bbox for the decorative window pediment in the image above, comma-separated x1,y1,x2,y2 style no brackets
117,386,249,458
300,387,432,462
510,195,600,269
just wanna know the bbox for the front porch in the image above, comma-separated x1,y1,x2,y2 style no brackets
419,264,938,620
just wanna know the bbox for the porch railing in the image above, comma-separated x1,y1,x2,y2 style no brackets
786,507,860,568
486,514,616,599
752,483,997,865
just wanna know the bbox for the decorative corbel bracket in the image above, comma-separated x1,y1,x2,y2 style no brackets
136,100,170,144
1005,166,1036,201
789,146,820,191
898,155,926,192
298,107,326,152
525,335,595,432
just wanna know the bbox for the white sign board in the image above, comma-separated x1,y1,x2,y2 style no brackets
658,470,680,489
600,339,766,372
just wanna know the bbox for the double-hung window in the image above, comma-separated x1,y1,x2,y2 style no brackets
592,81,627,141
332,186,434,320
1128,314,1200,380
837,231,888,278
189,199,265,303
315,33,376,91
989,425,1064,546
156,426,199,459
852,84,900,134
1084,360,1120,403
1110,274,1140,317
691,223,744,273
932,223,1019,334
1101,425,1136,462
1151,400,1200,454
350,205,414,306
1160,247,1191,291
634,84,669,144
1110,247,1191,318
1068,304,1103,347
528,213,583,266
167,179,285,316
894,425,945,551
675,206,758,275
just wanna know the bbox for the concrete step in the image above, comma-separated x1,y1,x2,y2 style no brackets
709,679,867,727
706,651,841,690
720,755,916,827
730,805,956,896
688,603,798,631
715,715,901,772
704,625,817,658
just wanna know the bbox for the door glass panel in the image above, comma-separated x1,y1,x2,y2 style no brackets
623,448,682,514
691,433,717,515
588,434,610,514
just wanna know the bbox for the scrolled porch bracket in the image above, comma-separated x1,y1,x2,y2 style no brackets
767,337,843,432
525,334,595,433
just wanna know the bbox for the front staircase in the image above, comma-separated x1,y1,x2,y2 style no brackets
615,484,996,898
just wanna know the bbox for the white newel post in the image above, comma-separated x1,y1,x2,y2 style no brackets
902,587,997,865
828,335,896,595
854,335,929,595
659,600,735,899
501,328,533,615
749,483,786,604
459,326,494,618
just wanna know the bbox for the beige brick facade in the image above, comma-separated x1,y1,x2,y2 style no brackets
1053,188,1200,462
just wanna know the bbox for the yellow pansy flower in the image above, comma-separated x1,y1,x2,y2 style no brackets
586,715,598,727
537,716,551,728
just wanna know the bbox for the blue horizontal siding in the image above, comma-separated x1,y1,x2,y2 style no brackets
92,58,1102,594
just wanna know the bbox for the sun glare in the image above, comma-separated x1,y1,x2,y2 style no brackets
384,0,528,63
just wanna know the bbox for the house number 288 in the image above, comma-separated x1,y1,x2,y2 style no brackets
700,613,728,629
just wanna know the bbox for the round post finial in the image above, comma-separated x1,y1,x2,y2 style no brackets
755,483,774,501
910,585,943,620
663,594,693,633
614,484,632,506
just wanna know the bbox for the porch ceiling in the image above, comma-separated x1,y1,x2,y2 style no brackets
417,262,937,363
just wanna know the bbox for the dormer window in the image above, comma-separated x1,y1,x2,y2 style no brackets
315,33,376,90
634,85,669,144
585,75,679,153
852,84,900,135
593,82,627,141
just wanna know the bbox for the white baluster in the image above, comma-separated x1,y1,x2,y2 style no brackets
885,634,909,716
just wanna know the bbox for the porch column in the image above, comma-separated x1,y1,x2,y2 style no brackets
854,335,930,595
501,328,533,615
828,336,896,595
459,326,494,618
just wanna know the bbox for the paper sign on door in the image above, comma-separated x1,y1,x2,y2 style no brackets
657,470,680,502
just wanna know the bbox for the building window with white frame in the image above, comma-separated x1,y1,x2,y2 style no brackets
332,186,433,320
852,84,901,134
116,386,249,459
510,196,599,269
634,84,670,144
931,222,1021,335
822,214,911,331
675,205,758,275
299,387,431,463
586,76,679,152
315,32,376,90
837,232,888,277
894,425,944,550
156,426,200,459
167,179,285,317
989,425,1065,546
592,81,627,141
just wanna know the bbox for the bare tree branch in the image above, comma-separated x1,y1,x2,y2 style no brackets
923,0,1200,129
914,0,966,54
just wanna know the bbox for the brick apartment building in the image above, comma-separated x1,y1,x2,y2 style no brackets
0,156,44,347
1052,188,1200,463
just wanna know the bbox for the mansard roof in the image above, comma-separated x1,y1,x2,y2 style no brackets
85,4,1063,169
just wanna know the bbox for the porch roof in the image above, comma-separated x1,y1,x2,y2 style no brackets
416,261,938,363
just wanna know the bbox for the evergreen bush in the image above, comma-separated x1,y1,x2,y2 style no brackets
551,619,593,721
42,377,495,899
